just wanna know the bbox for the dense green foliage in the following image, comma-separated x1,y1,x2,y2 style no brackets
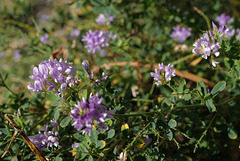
0,0,240,160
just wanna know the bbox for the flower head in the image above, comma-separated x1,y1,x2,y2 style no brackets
192,22,228,67
13,49,21,62
215,13,233,26
28,58,76,93
70,93,114,135
171,26,191,43
29,123,59,151
40,34,49,45
150,63,175,86
70,29,80,38
82,30,116,55
96,13,115,25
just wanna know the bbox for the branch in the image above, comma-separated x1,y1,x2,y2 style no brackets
92,61,215,88
2,114,47,161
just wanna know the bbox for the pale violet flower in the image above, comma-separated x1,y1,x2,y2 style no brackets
171,26,191,43
150,63,176,86
216,13,233,26
96,13,115,25
40,34,49,45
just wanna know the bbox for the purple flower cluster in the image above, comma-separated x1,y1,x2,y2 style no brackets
150,63,176,86
40,33,49,45
29,119,59,151
171,26,191,43
13,49,21,62
215,13,233,26
192,22,228,67
70,29,80,38
82,30,116,54
28,58,76,93
70,93,114,135
96,13,115,25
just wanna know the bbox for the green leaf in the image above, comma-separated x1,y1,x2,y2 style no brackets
88,155,93,161
197,81,207,95
47,93,60,106
211,81,226,97
74,133,85,141
205,99,216,112
76,0,86,8
82,89,88,99
228,127,238,140
166,129,173,141
90,129,98,145
55,156,63,161
168,119,177,128
60,117,72,128
107,129,115,139
54,108,60,120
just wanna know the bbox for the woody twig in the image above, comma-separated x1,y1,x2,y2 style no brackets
2,114,47,161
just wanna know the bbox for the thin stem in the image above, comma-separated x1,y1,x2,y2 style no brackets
194,113,217,153
124,122,151,152
114,97,235,117
193,6,211,30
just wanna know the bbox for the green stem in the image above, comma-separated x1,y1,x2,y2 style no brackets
171,54,193,66
194,113,217,153
124,122,151,152
114,97,235,117
193,6,211,30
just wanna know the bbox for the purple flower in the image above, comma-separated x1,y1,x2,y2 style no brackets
226,27,235,39
70,93,114,135
96,13,115,26
40,34,49,45
70,29,80,38
40,14,49,22
192,22,228,67
82,30,116,54
150,63,176,86
171,26,191,43
72,143,81,149
215,13,233,26
236,29,240,40
28,58,76,93
29,124,59,151
13,49,21,62
105,14,115,25
96,14,106,25
0,52,5,58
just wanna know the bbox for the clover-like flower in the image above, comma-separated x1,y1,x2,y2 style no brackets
171,26,191,43
150,63,176,86
215,13,233,26
29,120,59,151
28,58,76,93
192,22,228,67
82,30,116,55
70,93,115,135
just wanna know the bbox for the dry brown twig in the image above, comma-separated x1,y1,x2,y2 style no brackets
2,114,47,161
92,61,215,88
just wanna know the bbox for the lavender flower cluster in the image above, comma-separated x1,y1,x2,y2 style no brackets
70,93,114,135
150,63,176,86
96,13,115,26
28,58,76,93
29,119,59,151
215,13,233,26
82,30,116,54
192,22,229,67
171,26,191,43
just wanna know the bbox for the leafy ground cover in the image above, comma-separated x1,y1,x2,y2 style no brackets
0,0,240,160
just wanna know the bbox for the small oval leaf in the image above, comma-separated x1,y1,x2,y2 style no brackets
60,117,72,128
